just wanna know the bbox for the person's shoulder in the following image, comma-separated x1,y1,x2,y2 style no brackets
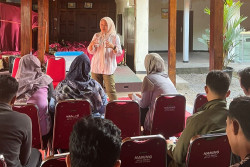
6,110,32,129
12,110,31,122
94,32,101,37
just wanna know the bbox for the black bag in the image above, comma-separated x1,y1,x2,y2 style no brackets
9,55,19,73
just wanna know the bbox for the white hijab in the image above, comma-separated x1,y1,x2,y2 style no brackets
101,17,116,38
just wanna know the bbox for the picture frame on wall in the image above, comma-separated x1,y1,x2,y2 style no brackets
161,8,168,19
68,2,76,9
84,2,93,9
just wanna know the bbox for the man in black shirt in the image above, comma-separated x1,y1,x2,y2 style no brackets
0,75,41,167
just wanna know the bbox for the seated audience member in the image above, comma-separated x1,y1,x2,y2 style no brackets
0,75,41,167
227,96,250,167
55,54,108,117
167,70,231,167
131,53,177,129
15,54,53,137
66,116,122,167
238,67,250,96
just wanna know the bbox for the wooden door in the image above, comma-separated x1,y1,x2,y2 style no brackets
124,7,135,72
75,12,99,42
59,10,75,42
176,10,193,52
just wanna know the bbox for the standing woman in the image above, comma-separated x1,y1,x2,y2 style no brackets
87,17,122,101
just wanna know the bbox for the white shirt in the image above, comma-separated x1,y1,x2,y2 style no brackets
87,32,122,75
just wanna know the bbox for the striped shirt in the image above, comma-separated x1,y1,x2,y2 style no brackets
87,32,122,75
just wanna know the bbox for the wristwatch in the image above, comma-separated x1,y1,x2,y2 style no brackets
113,45,116,50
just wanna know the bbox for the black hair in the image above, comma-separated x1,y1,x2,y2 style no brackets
69,116,121,167
238,67,250,92
228,96,250,141
0,75,19,103
206,70,230,97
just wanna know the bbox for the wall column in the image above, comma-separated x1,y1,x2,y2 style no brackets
168,0,177,85
209,0,224,70
21,0,32,56
183,0,190,62
38,0,49,64
135,0,149,72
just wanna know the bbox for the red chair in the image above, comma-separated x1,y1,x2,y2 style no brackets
0,155,7,167
11,57,20,78
105,100,140,139
186,133,231,167
12,104,43,149
52,99,91,154
150,94,186,139
41,152,69,167
120,135,167,167
46,57,66,88
193,93,208,114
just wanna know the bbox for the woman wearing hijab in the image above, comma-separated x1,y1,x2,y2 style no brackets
15,54,53,137
55,54,108,117
132,53,178,131
87,17,122,101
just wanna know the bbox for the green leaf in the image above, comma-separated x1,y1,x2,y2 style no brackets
198,0,248,68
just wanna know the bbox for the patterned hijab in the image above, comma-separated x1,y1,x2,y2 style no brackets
55,53,97,99
144,53,166,75
15,54,52,100
55,54,104,112
65,53,93,90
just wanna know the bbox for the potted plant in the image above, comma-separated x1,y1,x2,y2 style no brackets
198,0,247,78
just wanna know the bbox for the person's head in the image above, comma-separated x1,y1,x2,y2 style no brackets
0,75,19,104
226,96,250,159
144,53,165,75
66,54,91,83
67,116,122,167
205,70,230,100
238,67,250,96
100,17,116,35
15,54,42,80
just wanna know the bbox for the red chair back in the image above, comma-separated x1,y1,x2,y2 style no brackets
105,100,140,139
186,133,231,167
120,135,167,167
52,100,91,151
151,94,186,139
11,57,20,78
12,104,43,149
193,93,208,114
46,57,66,88
41,153,68,167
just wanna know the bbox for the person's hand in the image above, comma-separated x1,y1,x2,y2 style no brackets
128,93,133,99
89,39,99,51
166,139,174,145
136,93,142,98
105,41,115,49
90,39,99,48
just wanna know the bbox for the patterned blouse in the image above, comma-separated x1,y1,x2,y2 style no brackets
230,154,250,167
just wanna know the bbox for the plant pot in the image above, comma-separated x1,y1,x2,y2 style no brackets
222,66,233,81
